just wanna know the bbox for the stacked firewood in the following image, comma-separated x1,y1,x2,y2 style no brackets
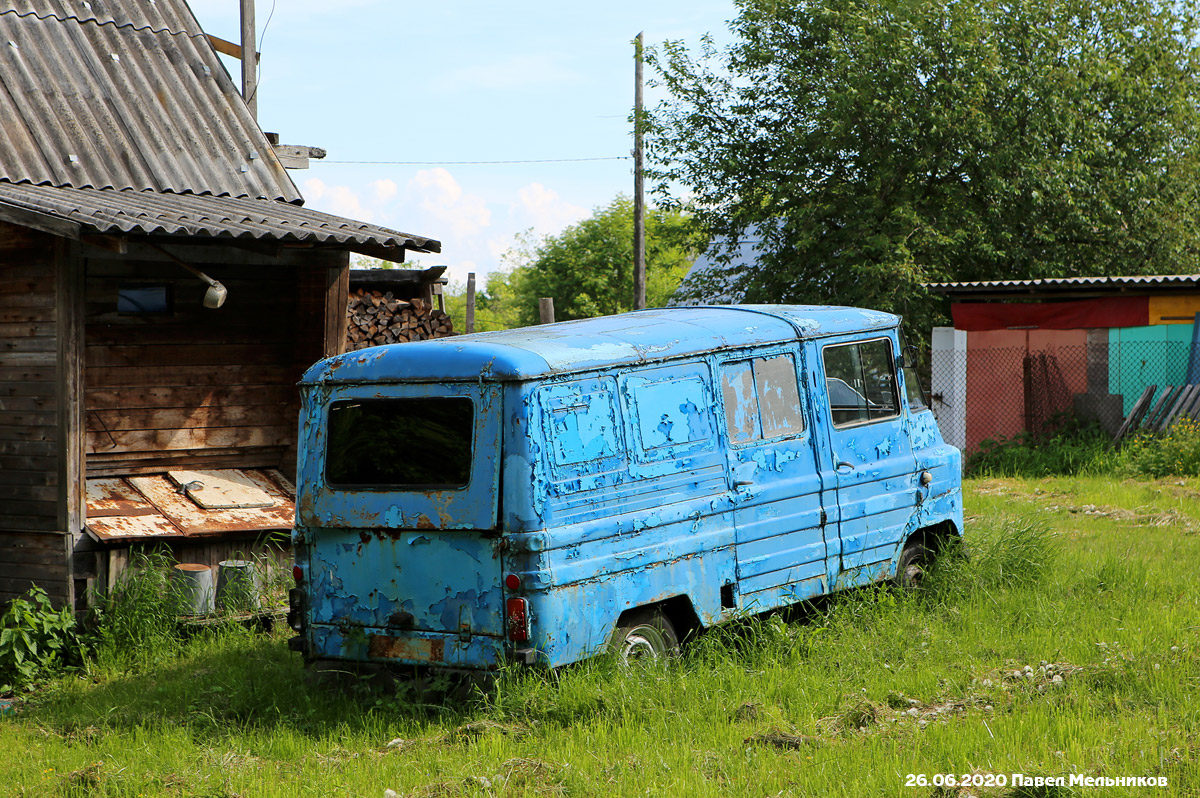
345,289,455,350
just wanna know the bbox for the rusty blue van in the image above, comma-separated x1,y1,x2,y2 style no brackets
287,305,962,670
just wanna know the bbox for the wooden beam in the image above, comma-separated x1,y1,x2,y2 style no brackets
271,144,327,170
205,34,259,61
0,201,80,241
80,234,127,255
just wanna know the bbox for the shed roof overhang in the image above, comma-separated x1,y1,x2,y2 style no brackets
927,274,1200,302
0,183,440,260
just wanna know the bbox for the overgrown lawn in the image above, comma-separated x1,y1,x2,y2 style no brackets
2,477,1199,796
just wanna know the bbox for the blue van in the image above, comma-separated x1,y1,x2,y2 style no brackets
287,305,962,670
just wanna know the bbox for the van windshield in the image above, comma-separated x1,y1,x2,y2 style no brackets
326,398,474,489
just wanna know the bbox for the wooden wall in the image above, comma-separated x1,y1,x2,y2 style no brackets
1,232,348,610
82,243,348,478
0,222,81,608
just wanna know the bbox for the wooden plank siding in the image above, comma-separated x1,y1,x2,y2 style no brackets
81,249,345,477
0,222,74,607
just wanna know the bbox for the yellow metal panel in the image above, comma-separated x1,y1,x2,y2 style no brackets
1149,294,1200,324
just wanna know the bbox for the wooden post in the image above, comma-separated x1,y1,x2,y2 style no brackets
539,297,555,325
466,272,476,334
240,0,257,118
633,31,646,310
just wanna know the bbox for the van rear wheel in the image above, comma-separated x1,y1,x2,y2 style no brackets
894,541,930,589
611,608,679,663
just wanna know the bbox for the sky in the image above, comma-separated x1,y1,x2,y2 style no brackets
186,0,737,287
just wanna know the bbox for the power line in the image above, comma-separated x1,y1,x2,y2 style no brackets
320,156,632,166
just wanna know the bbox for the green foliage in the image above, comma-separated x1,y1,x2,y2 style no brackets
1115,416,1200,477
442,266,526,333
968,421,1111,477
5,478,1200,794
88,550,184,669
649,0,1200,326
509,195,701,327
0,586,79,693
970,416,1200,479
928,514,1058,595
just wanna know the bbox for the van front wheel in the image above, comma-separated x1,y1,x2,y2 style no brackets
611,608,679,663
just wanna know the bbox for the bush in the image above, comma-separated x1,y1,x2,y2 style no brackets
0,586,81,693
968,421,1110,477
1114,416,1200,478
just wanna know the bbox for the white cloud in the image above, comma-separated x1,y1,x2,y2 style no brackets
510,183,589,235
301,170,602,285
371,179,398,203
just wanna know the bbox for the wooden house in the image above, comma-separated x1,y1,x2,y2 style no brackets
0,0,440,609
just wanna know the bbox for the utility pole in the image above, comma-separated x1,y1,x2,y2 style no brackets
240,0,257,119
465,272,476,334
633,31,646,310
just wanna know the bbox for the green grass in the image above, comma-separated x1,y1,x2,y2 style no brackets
4,477,1200,797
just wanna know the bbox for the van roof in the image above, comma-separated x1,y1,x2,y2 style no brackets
301,304,899,384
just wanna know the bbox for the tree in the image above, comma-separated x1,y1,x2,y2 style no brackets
504,195,701,327
648,0,1200,327
442,268,524,333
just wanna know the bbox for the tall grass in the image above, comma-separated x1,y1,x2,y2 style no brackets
3,482,1199,797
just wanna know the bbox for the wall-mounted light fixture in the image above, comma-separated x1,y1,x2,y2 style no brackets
147,243,228,309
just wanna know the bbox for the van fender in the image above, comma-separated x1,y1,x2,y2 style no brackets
609,594,703,650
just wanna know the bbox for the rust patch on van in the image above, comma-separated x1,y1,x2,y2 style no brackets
368,634,445,663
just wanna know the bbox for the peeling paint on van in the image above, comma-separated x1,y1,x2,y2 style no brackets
290,306,962,672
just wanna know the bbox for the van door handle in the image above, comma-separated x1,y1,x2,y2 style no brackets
734,479,754,487
836,461,855,473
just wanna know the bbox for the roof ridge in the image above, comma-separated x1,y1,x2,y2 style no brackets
0,7,207,39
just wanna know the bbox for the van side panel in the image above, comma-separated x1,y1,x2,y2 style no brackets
907,405,964,535
502,363,738,666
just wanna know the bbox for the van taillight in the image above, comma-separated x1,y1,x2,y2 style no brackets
292,565,304,585
506,597,531,642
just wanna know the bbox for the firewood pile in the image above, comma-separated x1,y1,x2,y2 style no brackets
345,289,455,350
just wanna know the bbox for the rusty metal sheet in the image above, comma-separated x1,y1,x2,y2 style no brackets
167,469,274,510
368,634,445,664
86,513,182,541
85,477,155,518
128,468,294,536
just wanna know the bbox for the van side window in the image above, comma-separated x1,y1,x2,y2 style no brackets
823,338,900,427
626,368,714,454
542,377,625,478
720,355,805,444
897,330,929,412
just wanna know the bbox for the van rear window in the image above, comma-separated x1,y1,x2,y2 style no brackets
325,398,474,489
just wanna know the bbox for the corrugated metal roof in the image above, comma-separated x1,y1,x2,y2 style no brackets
6,0,203,34
0,3,299,201
0,183,441,255
928,275,1200,294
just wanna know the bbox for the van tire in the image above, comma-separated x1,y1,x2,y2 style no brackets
894,541,930,589
611,608,679,662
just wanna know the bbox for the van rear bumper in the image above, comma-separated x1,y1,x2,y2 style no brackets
307,624,507,670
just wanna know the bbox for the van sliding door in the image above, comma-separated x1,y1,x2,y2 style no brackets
719,349,835,609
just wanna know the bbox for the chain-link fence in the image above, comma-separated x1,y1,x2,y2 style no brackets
928,336,1195,455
